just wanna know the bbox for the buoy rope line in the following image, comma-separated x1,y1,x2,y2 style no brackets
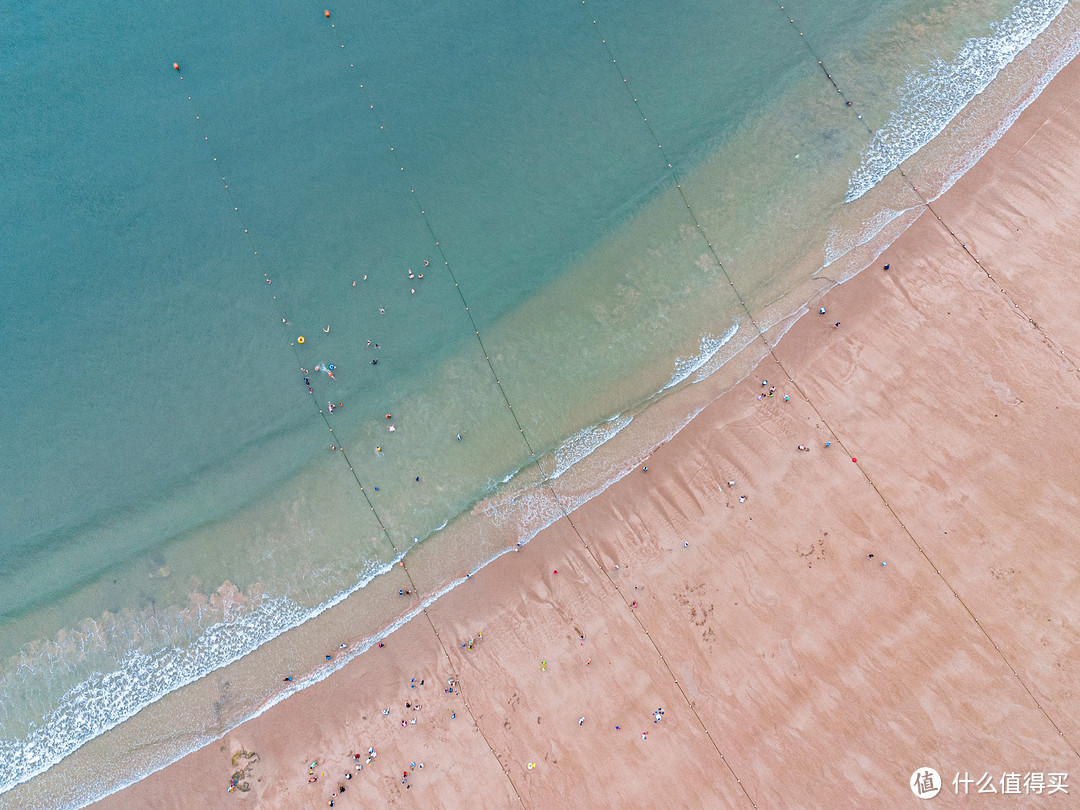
172,72,400,549
318,8,757,801
770,1,1080,761
772,0,1080,374
318,20,542,467
921,196,1080,377
170,72,524,796
309,15,593,805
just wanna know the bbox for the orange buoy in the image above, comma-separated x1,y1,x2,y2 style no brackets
324,9,330,17
173,62,180,70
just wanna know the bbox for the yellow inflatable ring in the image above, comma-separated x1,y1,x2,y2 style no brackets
297,336,305,344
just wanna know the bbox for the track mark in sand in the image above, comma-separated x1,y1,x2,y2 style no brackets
766,638,800,679
734,550,778,608
884,268,920,312
831,339,864,393
228,749,260,794
925,203,1080,378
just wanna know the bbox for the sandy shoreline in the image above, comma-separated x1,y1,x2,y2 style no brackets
88,54,1080,809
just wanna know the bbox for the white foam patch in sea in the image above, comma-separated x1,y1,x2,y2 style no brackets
481,398,719,553
0,551,405,798
822,207,913,271
548,414,634,480
846,0,1068,202
664,320,740,390
934,21,1080,201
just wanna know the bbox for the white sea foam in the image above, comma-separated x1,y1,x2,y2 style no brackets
933,21,1080,201
664,320,740,390
846,0,1068,202
0,552,404,797
548,414,633,480
822,207,912,272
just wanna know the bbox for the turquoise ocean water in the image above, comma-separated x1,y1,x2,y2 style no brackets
2,0,1079,805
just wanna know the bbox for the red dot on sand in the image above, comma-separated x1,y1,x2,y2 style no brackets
852,457,858,463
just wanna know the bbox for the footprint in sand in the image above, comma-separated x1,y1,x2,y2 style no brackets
768,637,800,678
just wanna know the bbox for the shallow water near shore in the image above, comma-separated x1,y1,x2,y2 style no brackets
2,0,1078,805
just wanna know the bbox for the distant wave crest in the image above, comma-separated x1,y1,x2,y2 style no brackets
549,415,633,480
846,0,1067,202
665,320,740,390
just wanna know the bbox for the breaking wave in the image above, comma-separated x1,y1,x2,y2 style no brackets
847,0,1067,202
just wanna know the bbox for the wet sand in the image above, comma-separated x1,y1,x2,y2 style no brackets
93,55,1080,809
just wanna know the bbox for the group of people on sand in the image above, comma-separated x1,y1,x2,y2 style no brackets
303,672,441,802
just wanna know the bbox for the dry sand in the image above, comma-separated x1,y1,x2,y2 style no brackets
94,55,1080,809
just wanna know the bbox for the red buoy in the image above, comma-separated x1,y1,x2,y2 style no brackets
324,9,330,17
172,62,180,71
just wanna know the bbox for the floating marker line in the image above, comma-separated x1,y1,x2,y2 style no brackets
172,67,412,565
319,17,547,472
770,3,872,133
